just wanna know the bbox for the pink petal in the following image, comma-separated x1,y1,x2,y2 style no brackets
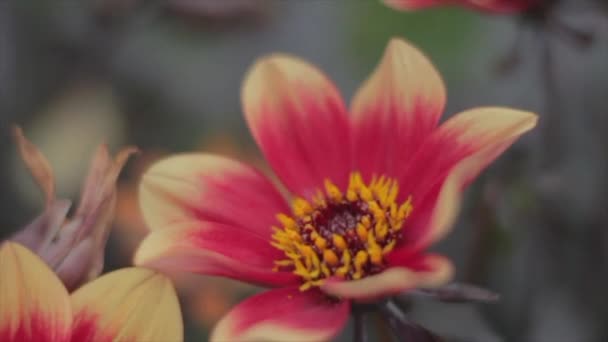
321,254,453,301
382,0,444,11
211,287,350,342
460,0,541,13
242,54,352,198
140,153,289,240
351,38,446,180
382,0,538,13
134,220,298,287
398,109,535,251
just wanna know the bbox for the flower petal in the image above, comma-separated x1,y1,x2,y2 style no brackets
0,242,72,342
9,199,71,251
382,0,443,11
13,126,56,205
242,54,351,198
382,0,537,13
134,220,298,287
140,153,289,239
351,37,446,180
70,267,183,342
211,287,350,342
321,254,453,301
396,254,455,288
321,267,418,301
402,109,535,250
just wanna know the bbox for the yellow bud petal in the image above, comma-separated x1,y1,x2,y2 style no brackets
354,250,368,270
324,179,343,202
299,282,313,291
360,186,373,202
346,189,358,202
323,249,339,266
369,246,383,265
383,240,397,254
276,213,297,230
292,198,313,217
356,223,368,242
332,234,348,251
314,236,327,250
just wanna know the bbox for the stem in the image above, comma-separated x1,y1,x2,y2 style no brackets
495,23,525,75
384,300,407,324
353,309,367,342
547,17,594,49
379,301,443,341
539,26,560,169
378,300,408,341
463,176,495,284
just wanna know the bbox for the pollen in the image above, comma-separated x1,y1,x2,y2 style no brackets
271,172,413,291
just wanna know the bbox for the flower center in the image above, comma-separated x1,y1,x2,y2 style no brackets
271,172,413,291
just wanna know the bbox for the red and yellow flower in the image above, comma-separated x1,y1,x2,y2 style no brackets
0,242,183,342
134,37,537,341
383,0,542,14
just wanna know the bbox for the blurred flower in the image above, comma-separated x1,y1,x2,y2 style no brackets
383,0,543,14
12,82,127,203
134,37,537,341
0,242,182,342
8,126,137,291
95,0,271,27
166,0,270,21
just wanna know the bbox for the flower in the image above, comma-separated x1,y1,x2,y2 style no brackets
134,37,537,341
383,0,542,14
8,126,137,291
0,241,183,342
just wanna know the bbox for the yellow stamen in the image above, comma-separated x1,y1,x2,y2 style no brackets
361,216,371,227
383,239,397,254
369,246,383,265
346,189,358,201
321,263,331,277
368,201,385,222
309,252,321,278
385,182,399,206
277,214,297,231
360,186,373,202
292,198,313,217
270,172,414,291
314,236,327,250
353,251,369,280
324,179,343,201
312,190,326,207
336,250,351,277
323,249,339,266
356,223,368,242
299,282,313,291
375,221,388,241
332,234,347,251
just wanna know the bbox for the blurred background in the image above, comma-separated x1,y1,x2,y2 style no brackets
1,0,608,341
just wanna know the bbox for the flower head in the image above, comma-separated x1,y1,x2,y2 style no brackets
8,126,137,291
271,173,415,290
383,0,543,14
134,38,537,341
0,241,183,342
